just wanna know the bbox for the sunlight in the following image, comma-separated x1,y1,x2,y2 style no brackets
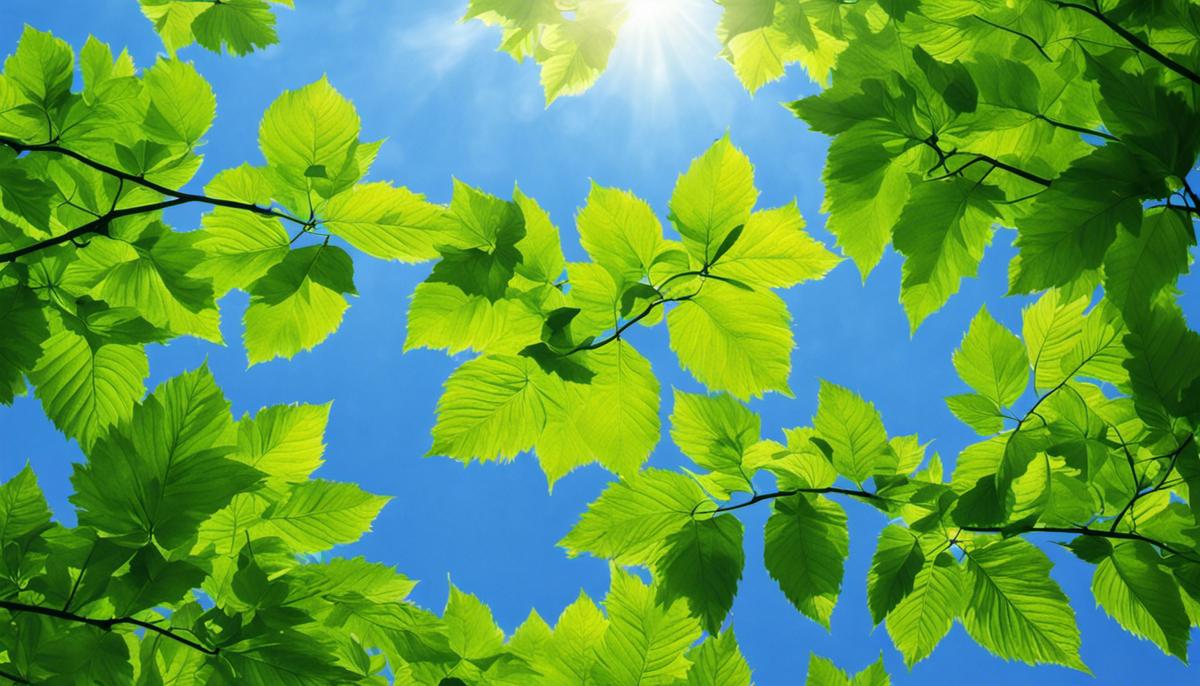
625,0,688,33
603,0,727,128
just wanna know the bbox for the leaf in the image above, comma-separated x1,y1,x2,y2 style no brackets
763,495,849,628
234,403,329,485
1123,303,1200,431
258,480,389,554
811,122,925,279
591,569,701,686
866,525,924,624
538,6,622,105
445,584,505,660
953,306,1029,409
243,244,357,365
430,354,562,462
30,316,148,449
894,178,1003,331
655,515,745,635
667,280,793,400
962,537,1086,670
1103,207,1193,316
70,367,262,549
577,183,665,285
0,285,48,405
1011,146,1154,293
669,136,758,264
686,630,751,686
536,341,660,483
1093,541,1190,660
194,207,290,297
886,549,964,667
708,202,839,289
0,464,51,544
141,58,215,146
258,77,360,192
560,469,706,567
192,0,280,56
539,592,609,683
1022,290,1088,392
323,182,448,263
813,381,895,483
5,26,73,109
946,393,1004,435
669,390,759,477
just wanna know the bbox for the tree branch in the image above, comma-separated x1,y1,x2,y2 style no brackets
1034,113,1119,142
0,136,308,227
1053,1,1200,86
922,135,1053,187
0,600,219,656
701,486,885,516
0,199,190,263
568,292,695,354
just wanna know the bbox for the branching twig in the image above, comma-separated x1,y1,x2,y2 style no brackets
0,600,219,656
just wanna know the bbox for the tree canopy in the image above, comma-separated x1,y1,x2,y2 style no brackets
1,0,1198,683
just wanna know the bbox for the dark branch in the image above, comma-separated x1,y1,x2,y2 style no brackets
569,293,694,354
1053,1,1200,86
922,135,1053,188
0,199,190,263
1034,113,1120,142
0,137,308,226
702,486,885,515
0,600,219,656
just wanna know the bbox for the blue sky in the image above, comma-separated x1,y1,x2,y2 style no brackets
2,1,1197,683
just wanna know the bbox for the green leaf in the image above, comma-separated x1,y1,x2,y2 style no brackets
1123,303,1200,431
1104,207,1193,316
65,225,222,342
109,544,206,615
258,77,360,191
813,381,895,483
194,207,290,297
763,495,849,628
141,58,215,147
404,283,542,356
513,186,566,285
670,390,759,477
886,548,964,667
30,316,148,449
655,514,745,635
192,0,279,56
866,525,924,625
669,136,758,265
946,393,1004,435
1011,146,1153,293
686,630,752,686
953,306,1029,409
592,568,701,686
667,280,793,400
538,592,609,683
812,122,925,279
962,537,1086,670
0,285,47,405
5,26,73,110
258,480,389,554
806,653,851,686
536,341,660,483
560,469,706,567
537,6,622,105
445,584,505,660
0,464,51,544
577,183,665,285
323,182,448,263
894,178,1003,331
708,202,839,289
234,403,329,485
430,354,562,462
70,367,261,549
243,244,357,365
1022,290,1088,392
1093,541,1190,660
